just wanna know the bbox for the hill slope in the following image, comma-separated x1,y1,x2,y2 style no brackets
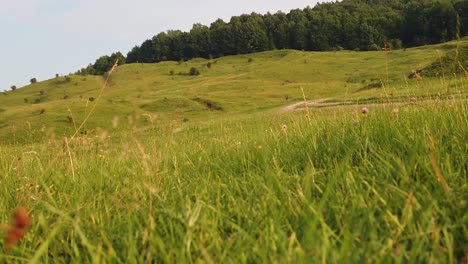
1,39,467,143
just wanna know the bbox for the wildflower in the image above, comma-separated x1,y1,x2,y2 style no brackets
281,124,288,131
5,208,30,251
392,108,399,117
257,145,262,150
361,107,369,114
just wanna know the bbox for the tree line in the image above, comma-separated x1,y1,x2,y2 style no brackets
77,0,468,75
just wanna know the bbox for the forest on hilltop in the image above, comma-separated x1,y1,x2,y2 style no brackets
77,0,468,75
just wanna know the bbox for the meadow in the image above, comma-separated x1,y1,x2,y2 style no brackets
0,39,467,263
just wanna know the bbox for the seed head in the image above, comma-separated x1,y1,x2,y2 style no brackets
361,107,369,114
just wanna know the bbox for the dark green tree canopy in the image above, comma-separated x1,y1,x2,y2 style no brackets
80,0,468,75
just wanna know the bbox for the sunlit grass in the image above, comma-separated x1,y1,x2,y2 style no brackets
0,39,467,263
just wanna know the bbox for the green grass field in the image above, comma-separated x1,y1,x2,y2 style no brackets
0,39,467,263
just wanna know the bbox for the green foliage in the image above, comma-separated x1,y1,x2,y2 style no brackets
83,0,468,74
417,45,468,77
368,43,381,51
10,85,16,91
30,78,37,84
189,67,200,76
389,39,403,50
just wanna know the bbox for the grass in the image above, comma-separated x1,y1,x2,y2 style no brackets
1,38,467,144
0,39,467,263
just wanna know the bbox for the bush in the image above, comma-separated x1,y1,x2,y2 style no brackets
390,39,403,50
10,85,16,91
189,67,200,76
333,46,344,51
206,62,212,69
368,43,381,51
30,78,37,84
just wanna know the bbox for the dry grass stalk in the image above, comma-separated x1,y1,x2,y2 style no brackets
40,60,119,178
427,134,452,195
64,137,75,180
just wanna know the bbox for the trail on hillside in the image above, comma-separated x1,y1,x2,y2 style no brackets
279,95,467,113
278,98,335,113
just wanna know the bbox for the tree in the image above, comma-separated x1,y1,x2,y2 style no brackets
210,19,234,57
189,23,212,58
110,52,126,66
287,9,308,50
126,46,141,63
30,78,37,84
93,55,112,75
10,85,16,91
80,0,467,73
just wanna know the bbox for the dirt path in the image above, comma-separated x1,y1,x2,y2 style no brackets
278,98,333,113
279,95,466,113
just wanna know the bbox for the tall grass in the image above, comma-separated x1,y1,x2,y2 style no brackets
0,40,467,263
0,98,466,263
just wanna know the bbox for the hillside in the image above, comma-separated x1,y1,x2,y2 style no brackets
0,38,467,144
0,39,467,263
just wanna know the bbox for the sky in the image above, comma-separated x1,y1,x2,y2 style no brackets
0,0,329,89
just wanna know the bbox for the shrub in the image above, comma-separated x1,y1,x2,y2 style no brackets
189,67,200,76
207,62,212,69
390,39,403,50
30,78,37,84
368,43,381,51
10,85,16,91
333,46,344,51
24,98,28,103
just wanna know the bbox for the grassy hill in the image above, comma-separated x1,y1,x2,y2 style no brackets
0,39,467,263
1,38,467,144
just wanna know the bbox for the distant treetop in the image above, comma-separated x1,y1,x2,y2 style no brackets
78,0,468,75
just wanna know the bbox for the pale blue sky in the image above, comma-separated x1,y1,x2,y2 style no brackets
1,0,328,89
